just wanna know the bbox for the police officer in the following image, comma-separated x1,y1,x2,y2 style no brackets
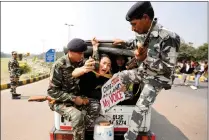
47,38,99,140
113,2,180,140
8,51,21,99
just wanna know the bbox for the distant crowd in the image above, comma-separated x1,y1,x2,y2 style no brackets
176,60,208,90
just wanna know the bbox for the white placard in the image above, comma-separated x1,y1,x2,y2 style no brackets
100,73,126,113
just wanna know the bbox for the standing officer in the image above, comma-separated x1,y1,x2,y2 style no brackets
8,51,21,99
113,2,180,140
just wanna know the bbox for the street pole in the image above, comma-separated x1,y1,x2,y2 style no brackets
64,23,74,42
41,39,46,60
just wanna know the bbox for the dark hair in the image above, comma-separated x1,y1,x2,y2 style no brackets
11,51,17,55
116,55,128,63
100,53,111,61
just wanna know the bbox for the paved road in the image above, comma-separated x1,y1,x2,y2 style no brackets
151,79,207,140
1,78,207,140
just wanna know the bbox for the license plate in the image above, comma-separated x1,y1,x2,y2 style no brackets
108,114,129,126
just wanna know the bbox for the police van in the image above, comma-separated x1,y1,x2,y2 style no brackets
49,41,156,140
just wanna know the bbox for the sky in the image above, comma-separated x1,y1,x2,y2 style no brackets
1,2,208,54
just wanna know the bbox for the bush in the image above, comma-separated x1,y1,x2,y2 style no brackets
19,61,31,74
30,73,41,78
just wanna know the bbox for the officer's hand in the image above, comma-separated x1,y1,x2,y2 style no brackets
84,58,95,67
119,84,127,92
48,99,56,106
134,43,148,61
82,58,95,73
91,37,99,48
113,39,125,45
82,98,89,105
73,96,84,106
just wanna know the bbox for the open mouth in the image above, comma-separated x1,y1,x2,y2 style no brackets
101,69,107,73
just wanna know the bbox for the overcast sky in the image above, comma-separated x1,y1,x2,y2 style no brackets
1,2,208,54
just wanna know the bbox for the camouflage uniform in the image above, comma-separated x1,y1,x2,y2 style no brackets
119,21,180,140
81,98,101,129
47,53,101,140
8,57,21,94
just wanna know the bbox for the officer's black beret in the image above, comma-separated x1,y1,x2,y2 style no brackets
126,1,153,21
67,38,87,52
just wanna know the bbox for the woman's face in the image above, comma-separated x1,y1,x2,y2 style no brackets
99,57,111,76
116,56,125,66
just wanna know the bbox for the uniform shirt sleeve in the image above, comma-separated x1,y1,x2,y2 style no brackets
47,63,76,102
92,47,100,61
124,39,144,66
8,60,11,72
124,39,138,50
148,34,180,79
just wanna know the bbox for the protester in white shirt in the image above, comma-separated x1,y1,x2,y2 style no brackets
190,61,204,90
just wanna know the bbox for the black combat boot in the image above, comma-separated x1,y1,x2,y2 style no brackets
13,89,21,96
11,93,21,99
11,88,21,99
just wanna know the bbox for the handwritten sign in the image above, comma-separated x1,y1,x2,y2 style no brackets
100,73,126,113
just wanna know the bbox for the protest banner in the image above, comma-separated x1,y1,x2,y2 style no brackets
100,73,126,113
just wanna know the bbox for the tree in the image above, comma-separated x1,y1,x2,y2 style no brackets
177,43,196,61
56,51,65,60
195,43,208,61
177,42,208,62
1,52,11,58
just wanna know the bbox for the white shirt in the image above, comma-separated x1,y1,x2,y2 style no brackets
186,64,190,72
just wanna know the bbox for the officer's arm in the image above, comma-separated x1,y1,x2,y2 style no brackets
149,35,180,79
92,44,99,61
8,61,11,72
124,39,138,50
9,60,15,73
47,63,76,102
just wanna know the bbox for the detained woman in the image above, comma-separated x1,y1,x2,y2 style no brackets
79,37,112,128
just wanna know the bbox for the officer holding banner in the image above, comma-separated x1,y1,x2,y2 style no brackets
113,2,180,140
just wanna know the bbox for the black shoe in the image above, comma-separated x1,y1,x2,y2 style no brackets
12,94,21,99
13,93,21,96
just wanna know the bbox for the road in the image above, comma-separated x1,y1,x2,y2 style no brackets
1,78,208,140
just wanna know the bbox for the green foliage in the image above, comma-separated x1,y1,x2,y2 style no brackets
195,43,208,61
56,51,65,60
178,43,208,61
1,52,11,58
30,73,41,78
19,61,31,74
178,43,196,61
32,56,38,62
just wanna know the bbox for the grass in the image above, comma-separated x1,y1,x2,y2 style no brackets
1,58,10,84
1,58,50,84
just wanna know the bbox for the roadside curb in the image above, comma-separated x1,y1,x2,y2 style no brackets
0,74,50,91
175,74,206,82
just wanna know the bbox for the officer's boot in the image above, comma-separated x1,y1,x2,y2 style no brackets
11,88,21,99
13,88,21,96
